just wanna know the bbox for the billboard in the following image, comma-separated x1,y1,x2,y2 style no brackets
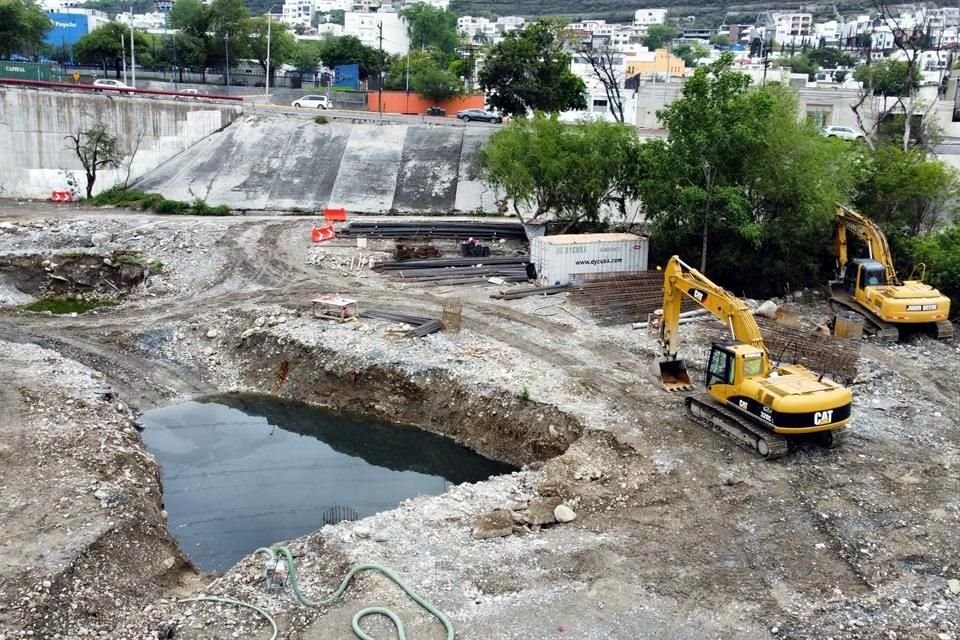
334,63,360,90
0,61,51,81
45,12,90,48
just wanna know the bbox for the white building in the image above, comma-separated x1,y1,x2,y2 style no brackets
343,9,408,55
813,20,841,47
115,11,167,30
634,9,667,28
760,12,814,47
562,51,637,125
315,0,353,11
404,0,449,10
282,0,315,28
457,14,524,43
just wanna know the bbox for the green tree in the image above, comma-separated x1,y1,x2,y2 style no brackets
709,33,730,47
247,16,296,74
0,0,51,58
402,3,458,55
74,22,151,78
292,39,323,71
780,53,818,80
328,9,344,25
807,46,856,69
853,59,919,96
642,24,678,51
833,69,848,83
208,0,250,78
384,49,433,90
910,223,960,317
478,21,586,117
65,124,125,198
318,34,386,74
672,42,709,67
412,59,464,105
168,0,211,77
480,113,641,226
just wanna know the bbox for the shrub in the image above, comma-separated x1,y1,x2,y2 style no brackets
89,187,154,206
148,260,164,274
910,223,960,317
314,115,329,124
153,199,189,214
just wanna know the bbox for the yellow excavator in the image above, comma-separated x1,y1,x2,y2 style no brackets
831,204,953,340
656,256,852,459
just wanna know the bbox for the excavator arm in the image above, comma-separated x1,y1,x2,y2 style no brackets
834,203,900,285
659,255,767,360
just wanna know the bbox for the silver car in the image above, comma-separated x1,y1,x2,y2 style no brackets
822,126,864,141
456,108,502,123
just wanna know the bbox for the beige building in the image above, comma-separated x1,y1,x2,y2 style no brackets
626,48,687,80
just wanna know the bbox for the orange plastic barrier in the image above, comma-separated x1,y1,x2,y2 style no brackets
50,190,74,202
324,208,347,221
311,225,336,242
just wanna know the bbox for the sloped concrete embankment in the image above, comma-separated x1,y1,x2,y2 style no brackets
0,87,242,200
135,113,501,213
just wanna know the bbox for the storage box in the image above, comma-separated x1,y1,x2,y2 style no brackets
531,233,649,285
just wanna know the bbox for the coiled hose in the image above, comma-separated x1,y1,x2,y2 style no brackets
181,545,455,640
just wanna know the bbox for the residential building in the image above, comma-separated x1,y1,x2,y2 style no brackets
343,9,409,55
316,0,353,11
759,12,814,48
563,50,637,124
116,11,167,30
43,6,109,49
283,0,315,28
633,9,667,28
457,15,524,43
625,48,686,79
813,20,841,48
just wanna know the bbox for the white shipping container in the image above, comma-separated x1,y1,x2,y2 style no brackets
532,233,649,285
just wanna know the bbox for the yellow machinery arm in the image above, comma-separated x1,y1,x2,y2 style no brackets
659,256,766,360
834,203,900,286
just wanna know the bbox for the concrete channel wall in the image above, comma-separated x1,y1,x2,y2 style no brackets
0,87,242,199
136,113,502,213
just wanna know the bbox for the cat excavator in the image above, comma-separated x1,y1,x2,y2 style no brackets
656,256,852,459
831,203,953,340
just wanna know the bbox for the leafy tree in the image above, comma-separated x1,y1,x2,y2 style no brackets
292,39,323,71
328,9,344,25
168,0,211,77
833,69,848,83
384,49,433,90
0,0,51,58
910,223,960,317
65,124,125,198
672,42,709,68
478,21,586,117
853,59,919,96
208,0,250,76
642,24,678,51
480,113,642,226
807,46,856,69
402,3,458,55
411,59,464,105
318,34,386,75
780,53,818,80
74,23,151,78
247,16,296,74
709,33,730,47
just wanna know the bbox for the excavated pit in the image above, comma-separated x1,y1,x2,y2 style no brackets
140,393,515,572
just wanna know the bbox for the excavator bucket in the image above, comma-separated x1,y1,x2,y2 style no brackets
658,359,694,392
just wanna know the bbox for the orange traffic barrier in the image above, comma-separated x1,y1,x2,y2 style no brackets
323,207,347,221
311,225,336,242
50,190,73,202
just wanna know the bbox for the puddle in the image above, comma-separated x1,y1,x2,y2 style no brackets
141,393,514,572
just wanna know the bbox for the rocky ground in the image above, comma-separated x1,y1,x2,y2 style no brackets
0,201,958,640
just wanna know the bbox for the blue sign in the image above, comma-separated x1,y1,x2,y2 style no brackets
45,12,89,48
334,63,360,90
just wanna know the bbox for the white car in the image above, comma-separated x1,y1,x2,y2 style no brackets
93,79,132,90
822,126,864,141
292,95,329,109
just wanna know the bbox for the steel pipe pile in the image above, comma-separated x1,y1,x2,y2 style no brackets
360,309,443,337
373,255,531,286
340,221,527,240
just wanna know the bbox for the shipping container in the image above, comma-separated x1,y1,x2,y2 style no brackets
0,61,52,81
532,233,649,285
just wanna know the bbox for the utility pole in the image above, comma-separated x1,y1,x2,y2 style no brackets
225,32,230,94
130,7,136,88
377,21,384,116
265,11,272,98
121,33,127,83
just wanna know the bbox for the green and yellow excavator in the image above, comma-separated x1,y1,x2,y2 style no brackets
831,203,953,341
656,256,853,459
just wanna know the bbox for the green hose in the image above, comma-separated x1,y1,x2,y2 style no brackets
181,545,455,640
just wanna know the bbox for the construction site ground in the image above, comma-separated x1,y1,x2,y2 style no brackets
1,202,959,640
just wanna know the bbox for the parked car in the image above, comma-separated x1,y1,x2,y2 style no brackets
456,108,502,124
292,95,329,109
822,125,864,141
175,88,201,101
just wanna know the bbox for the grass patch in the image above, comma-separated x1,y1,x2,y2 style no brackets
314,115,329,125
148,260,164,274
22,297,118,314
86,187,232,216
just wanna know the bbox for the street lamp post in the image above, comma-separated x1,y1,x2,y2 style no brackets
265,10,272,98
225,32,230,94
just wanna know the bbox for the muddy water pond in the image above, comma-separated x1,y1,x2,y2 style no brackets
141,394,514,572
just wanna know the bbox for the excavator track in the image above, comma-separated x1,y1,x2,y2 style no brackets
828,290,900,341
685,394,790,460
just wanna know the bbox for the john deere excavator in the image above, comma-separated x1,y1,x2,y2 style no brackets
831,203,953,341
656,256,853,459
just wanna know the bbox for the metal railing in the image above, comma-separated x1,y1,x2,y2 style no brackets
0,77,244,101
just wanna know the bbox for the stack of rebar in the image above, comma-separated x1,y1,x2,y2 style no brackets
360,309,443,337
703,317,861,382
340,221,526,240
567,271,694,325
373,255,531,286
